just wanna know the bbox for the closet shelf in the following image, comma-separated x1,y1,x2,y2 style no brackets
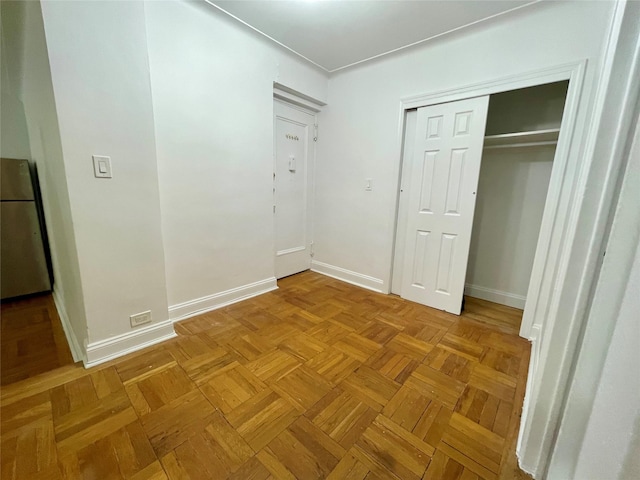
483,128,560,149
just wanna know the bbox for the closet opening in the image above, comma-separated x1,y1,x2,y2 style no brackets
391,80,569,334
467,81,568,310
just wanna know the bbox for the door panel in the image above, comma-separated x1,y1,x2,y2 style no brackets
411,230,430,287
274,101,315,279
391,110,417,295
401,96,489,314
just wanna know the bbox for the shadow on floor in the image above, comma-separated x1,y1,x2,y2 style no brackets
1,293,76,385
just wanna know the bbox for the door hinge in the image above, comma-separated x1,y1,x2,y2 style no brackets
273,205,276,214
310,241,314,257
314,124,318,142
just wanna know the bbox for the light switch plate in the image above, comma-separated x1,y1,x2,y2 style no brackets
365,178,373,191
92,155,112,178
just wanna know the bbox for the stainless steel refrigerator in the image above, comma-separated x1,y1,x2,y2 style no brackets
1,158,51,299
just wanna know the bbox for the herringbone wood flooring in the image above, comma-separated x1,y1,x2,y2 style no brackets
1,272,532,479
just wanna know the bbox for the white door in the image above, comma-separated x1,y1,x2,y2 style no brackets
401,96,489,314
391,109,417,295
274,100,315,279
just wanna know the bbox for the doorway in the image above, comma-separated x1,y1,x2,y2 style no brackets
391,80,570,326
273,99,316,279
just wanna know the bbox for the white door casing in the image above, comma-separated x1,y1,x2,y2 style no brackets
274,100,315,279
401,96,489,314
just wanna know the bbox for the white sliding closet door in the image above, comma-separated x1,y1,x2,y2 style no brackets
401,96,489,314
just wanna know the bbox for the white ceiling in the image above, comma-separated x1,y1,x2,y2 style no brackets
208,0,538,72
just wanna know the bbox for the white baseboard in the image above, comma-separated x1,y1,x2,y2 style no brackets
311,260,384,293
169,277,278,323
517,323,540,477
84,319,176,368
464,283,526,309
51,289,84,363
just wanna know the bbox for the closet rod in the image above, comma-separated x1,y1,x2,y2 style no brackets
483,128,560,150
483,140,558,150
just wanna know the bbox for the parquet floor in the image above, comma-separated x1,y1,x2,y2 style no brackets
1,293,75,385
1,271,533,479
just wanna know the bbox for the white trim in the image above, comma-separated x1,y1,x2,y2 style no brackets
169,278,278,323
311,260,384,293
401,61,583,109
276,246,306,256
51,289,84,363
206,0,539,74
520,61,586,340
518,323,542,475
84,319,176,368
464,284,526,310
203,1,328,73
273,83,326,113
330,2,540,73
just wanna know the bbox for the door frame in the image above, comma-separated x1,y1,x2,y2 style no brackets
272,94,319,279
390,60,586,338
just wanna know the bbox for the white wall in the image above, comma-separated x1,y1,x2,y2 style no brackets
39,0,171,355
1,0,88,357
144,0,327,317
315,0,615,293
575,237,640,479
466,147,554,306
0,89,30,159
0,2,30,159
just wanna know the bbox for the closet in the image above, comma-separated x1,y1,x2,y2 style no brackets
391,80,569,316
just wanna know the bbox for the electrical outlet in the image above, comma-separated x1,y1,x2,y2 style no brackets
130,310,152,328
